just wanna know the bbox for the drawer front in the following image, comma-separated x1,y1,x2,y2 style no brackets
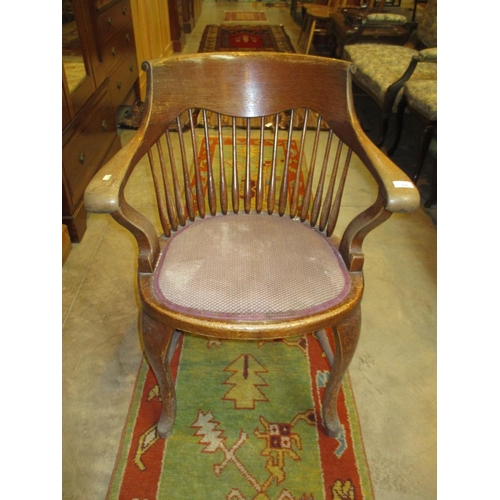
101,22,136,75
63,89,117,208
109,50,138,109
97,0,132,45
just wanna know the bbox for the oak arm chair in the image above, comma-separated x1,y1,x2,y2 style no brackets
84,53,420,440
343,0,437,147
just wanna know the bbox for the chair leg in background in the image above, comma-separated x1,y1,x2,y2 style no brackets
386,97,407,157
141,311,177,439
424,157,437,207
414,121,436,182
322,306,361,438
376,111,391,147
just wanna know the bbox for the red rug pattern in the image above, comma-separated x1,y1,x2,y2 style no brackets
198,24,296,53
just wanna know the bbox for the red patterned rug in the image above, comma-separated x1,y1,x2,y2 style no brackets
106,332,374,499
198,24,296,53
225,11,267,21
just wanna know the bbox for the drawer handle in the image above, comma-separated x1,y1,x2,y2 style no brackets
125,33,131,43
117,81,122,89
101,120,108,131
108,16,113,26
112,47,117,56
122,6,128,15
79,153,86,164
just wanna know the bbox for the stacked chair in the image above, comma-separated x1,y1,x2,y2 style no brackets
342,0,437,147
328,9,413,59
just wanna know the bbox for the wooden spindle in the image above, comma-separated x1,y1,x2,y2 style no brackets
217,114,228,215
202,109,217,216
301,115,323,222
279,109,295,216
319,139,343,232
231,117,239,213
175,115,196,221
290,108,309,218
147,148,171,236
244,119,252,213
164,129,186,226
256,117,265,214
189,109,205,218
326,148,352,237
267,113,280,215
156,140,178,231
310,130,334,228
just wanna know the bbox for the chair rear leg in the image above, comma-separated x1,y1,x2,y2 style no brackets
386,97,407,157
375,111,391,147
322,306,361,438
141,311,177,439
414,121,436,183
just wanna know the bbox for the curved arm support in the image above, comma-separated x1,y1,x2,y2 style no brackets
84,126,161,273
343,65,420,214
112,199,160,274
382,55,420,115
339,191,393,272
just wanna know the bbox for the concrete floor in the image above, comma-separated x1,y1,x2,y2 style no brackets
62,3,437,499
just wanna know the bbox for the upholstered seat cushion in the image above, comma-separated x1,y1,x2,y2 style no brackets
404,80,437,121
154,214,350,321
344,44,437,107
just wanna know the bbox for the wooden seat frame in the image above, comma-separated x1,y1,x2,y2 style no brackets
85,53,419,441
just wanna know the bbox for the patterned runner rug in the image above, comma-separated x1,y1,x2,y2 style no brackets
198,24,295,53
105,138,374,498
107,329,373,498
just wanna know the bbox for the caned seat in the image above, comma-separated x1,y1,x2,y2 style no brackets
154,215,350,322
84,53,420,443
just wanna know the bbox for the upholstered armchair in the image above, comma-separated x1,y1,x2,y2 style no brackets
329,11,413,59
343,0,437,147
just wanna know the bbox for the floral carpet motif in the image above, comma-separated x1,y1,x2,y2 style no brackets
106,332,374,499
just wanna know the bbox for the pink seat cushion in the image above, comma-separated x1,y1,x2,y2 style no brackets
154,214,350,321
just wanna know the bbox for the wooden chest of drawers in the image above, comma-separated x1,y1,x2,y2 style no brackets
63,0,138,242
63,83,121,241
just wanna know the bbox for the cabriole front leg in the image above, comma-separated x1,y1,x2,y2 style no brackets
322,306,361,438
141,311,177,439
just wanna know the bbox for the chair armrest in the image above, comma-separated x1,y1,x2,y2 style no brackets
84,133,161,273
338,130,420,271
358,135,421,213
84,134,141,214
